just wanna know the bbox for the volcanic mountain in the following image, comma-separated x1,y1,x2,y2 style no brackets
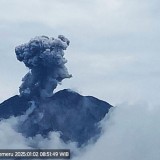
0,89,112,146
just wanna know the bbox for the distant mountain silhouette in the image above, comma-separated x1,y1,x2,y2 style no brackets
0,89,113,146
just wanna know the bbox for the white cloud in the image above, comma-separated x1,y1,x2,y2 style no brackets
73,103,160,160
0,110,79,152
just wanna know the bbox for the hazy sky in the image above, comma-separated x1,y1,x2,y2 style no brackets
0,0,160,106
1,1,160,159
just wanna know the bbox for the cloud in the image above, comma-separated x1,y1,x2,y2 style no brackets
0,106,79,152
73,103,160,160
1,102,160,160
0,0,156,35
0,117,28,149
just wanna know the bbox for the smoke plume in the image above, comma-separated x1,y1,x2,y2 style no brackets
15,35,72,98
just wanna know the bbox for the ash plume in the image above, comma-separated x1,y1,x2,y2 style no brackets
15,35,72,98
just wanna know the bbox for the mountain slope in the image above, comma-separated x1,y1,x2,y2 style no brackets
0,95,29,119
0,89,113,146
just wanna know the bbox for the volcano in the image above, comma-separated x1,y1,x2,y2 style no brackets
0,89,112,146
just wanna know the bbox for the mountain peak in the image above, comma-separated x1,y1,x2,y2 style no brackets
0,89,113,146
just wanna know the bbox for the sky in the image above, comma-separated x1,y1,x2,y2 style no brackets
1,1,160,160
0,0,160,106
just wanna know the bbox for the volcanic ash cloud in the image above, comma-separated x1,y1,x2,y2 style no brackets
15,35,72,99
